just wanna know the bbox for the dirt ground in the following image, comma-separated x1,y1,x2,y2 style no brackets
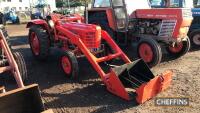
1,24,200,113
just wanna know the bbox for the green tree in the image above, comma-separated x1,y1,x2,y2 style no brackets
56,1,65,8
194,0,199,7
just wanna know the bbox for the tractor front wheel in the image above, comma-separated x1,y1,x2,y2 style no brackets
190,30,200,48
137,37,162,67
166,37,190,59
29,25,50,61
60,51,79,79
13,52,27,82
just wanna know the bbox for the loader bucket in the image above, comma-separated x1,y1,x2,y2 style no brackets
106,59,172,104
0,84,44,113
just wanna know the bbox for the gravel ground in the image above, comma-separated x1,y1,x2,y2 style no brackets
1,24,200,113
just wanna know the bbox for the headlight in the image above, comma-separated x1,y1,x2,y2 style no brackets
179,27,189,35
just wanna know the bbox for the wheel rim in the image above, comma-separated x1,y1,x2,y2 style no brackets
30,32,40,55
168,42,183,53
61,56,72,75
193,34,200,45
139,43,153,63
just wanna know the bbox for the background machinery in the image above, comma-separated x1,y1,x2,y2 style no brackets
3,9,20,25
150,0,200,48
87,0,193,67
30,0,51,20
26,13,172,104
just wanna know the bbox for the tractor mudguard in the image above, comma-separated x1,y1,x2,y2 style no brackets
26,19,49,30
106,59,172,104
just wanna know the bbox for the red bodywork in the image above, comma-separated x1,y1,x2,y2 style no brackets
88,8,192,41
132,8,192,39
87,8,116,30
27,15,172,104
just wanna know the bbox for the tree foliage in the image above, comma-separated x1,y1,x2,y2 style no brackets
56,1,65,8
194,0,199,7
56,0,92,8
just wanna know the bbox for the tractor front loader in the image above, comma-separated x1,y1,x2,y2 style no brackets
0,25,53,113
27,14,172,104
0,25,27,87
87,0,193,67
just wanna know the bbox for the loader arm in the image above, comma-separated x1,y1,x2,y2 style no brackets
55,23,173,103
0,30,24,88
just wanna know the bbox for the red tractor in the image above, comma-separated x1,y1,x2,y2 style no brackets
87,0,193,67
27,14,172,104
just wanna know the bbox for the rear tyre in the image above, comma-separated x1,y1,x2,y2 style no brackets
0,26,12,55
13,52,28,82
189,30,200,48
166,37,190,59
60,51,79,79
29,25,50,61
137,37,162,67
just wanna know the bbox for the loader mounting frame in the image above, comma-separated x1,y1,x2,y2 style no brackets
27,15,173,104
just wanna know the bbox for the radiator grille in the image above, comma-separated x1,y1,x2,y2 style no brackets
81,30,101,50
158,20,176,37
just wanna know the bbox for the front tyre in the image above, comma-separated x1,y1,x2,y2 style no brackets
60,51,79,79
137,37,162,67
189,30,200,48
166,37,190,59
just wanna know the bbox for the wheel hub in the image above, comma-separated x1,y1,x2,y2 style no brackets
61,56,71,75
193,34,200,45
30,32,40,55
139,43,153,63
168,42,183,53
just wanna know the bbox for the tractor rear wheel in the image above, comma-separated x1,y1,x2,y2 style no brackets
166,37,190,59
137,37,162,67
13,52,27,82
29,25,50,61
60,51,79,79
0,26,12,55
189,30,200,48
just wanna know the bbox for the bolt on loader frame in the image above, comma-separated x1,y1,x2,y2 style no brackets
0,26,51,113
27,14,172,104
87,0,193,67
0,25,27,88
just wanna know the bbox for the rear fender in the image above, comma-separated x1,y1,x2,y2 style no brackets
26,19,49,31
